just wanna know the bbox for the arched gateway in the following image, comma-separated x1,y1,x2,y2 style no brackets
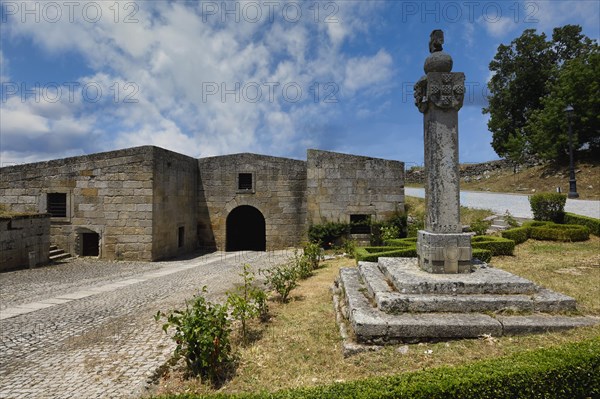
226,205,266,251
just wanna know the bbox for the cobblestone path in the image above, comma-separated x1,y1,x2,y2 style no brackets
0,251,293,399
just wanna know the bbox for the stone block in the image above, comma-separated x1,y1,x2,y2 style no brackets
417,230,472,273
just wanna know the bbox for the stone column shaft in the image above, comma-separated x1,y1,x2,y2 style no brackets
424,109,461,234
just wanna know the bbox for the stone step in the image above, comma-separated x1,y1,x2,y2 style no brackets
49,247,72,261
358,261,575,314
338,267,598,344
379,257,539,295
374,289,575,314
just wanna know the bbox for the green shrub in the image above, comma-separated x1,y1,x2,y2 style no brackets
302,242,322,269
226,264,266,343
155,287,232,383
370,214,408,245
154,338,600,399
291,250,313,280
471,236,516,256
565,212,600,236
503,210,520,228
501,226,531,244
529,192,567,223
308,222,349,248
470,218,492,236
261,263,298,303
529,223,590,242
472,248,492,263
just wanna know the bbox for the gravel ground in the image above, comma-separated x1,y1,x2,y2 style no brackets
405,187,600,219
0,250,294,399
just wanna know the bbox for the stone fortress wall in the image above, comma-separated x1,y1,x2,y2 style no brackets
0,214,51,271
0,146,405,262
306,149,405,225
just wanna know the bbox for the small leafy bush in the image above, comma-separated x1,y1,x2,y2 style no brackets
262,263,298,303
302,242,322,269
529,192,567,223
565,212,600,236
469,218,492,236
501,226,531,244
155,287,232,383
529,223,590,242
226,264,267,343
291,250,313,280
503,210,520,228
308,222,349,248
380,224,400,242
471,236,516,256
341,238,357,258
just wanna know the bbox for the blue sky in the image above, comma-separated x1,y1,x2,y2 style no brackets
1,1,598,167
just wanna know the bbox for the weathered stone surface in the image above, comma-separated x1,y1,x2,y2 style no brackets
0,214,50,271
533,288,577,312
376,292,536,314
379,257,538,295
1,146,405,261
414,30,471,274
340,267,503,343
497,315,599,335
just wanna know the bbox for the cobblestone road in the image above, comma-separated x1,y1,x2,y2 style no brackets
0,251,293,399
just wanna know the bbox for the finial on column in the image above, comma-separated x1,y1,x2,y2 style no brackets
424,29,453,73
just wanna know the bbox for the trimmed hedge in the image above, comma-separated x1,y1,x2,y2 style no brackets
501,226,530,244
471,236,516,256
355,246,417,262
383,237,418,246
565,212,600,236
503,221,591,243
529,192,567,223
529,223,590,242
355,244,492,263
472,248,492,263
155,338,600,399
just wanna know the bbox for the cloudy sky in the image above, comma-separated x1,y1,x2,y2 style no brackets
1,0,598,167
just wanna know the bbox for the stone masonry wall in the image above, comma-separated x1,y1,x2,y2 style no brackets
151,147,200,260
0,214,51,271
0,147,155,261
306,149,405,225
198,154,306,250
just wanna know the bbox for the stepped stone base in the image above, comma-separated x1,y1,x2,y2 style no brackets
336,258,598,345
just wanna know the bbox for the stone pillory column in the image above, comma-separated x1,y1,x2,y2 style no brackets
414,30,472,274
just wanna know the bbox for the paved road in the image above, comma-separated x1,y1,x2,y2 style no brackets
405,188,600,219
0,251,293,399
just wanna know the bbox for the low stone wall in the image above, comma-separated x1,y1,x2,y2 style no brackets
407,159,517,184
0,214,50,271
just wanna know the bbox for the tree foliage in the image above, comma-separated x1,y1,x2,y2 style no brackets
484,25,599,162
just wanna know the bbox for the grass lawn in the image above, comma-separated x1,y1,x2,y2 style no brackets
149,236,600,397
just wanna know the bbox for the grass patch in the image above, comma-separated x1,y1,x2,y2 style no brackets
150,238,600,397
404,196,494,227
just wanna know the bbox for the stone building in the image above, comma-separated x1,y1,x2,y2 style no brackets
0,146,404,261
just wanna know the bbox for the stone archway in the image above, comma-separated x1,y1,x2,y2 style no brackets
226,205,266,251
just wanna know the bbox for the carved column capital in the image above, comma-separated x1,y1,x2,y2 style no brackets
414,72,465,113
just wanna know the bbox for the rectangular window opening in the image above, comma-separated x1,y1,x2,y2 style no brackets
47,193,67,218
238,173,253,190
350,214,371,234
178,226,185,248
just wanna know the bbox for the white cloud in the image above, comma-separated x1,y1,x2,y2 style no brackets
480,16,520,38
2,1,395,163
344,49,393,94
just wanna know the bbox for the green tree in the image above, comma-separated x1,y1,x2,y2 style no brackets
484,25,598,162
526,51,599,161
484,29,553,160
